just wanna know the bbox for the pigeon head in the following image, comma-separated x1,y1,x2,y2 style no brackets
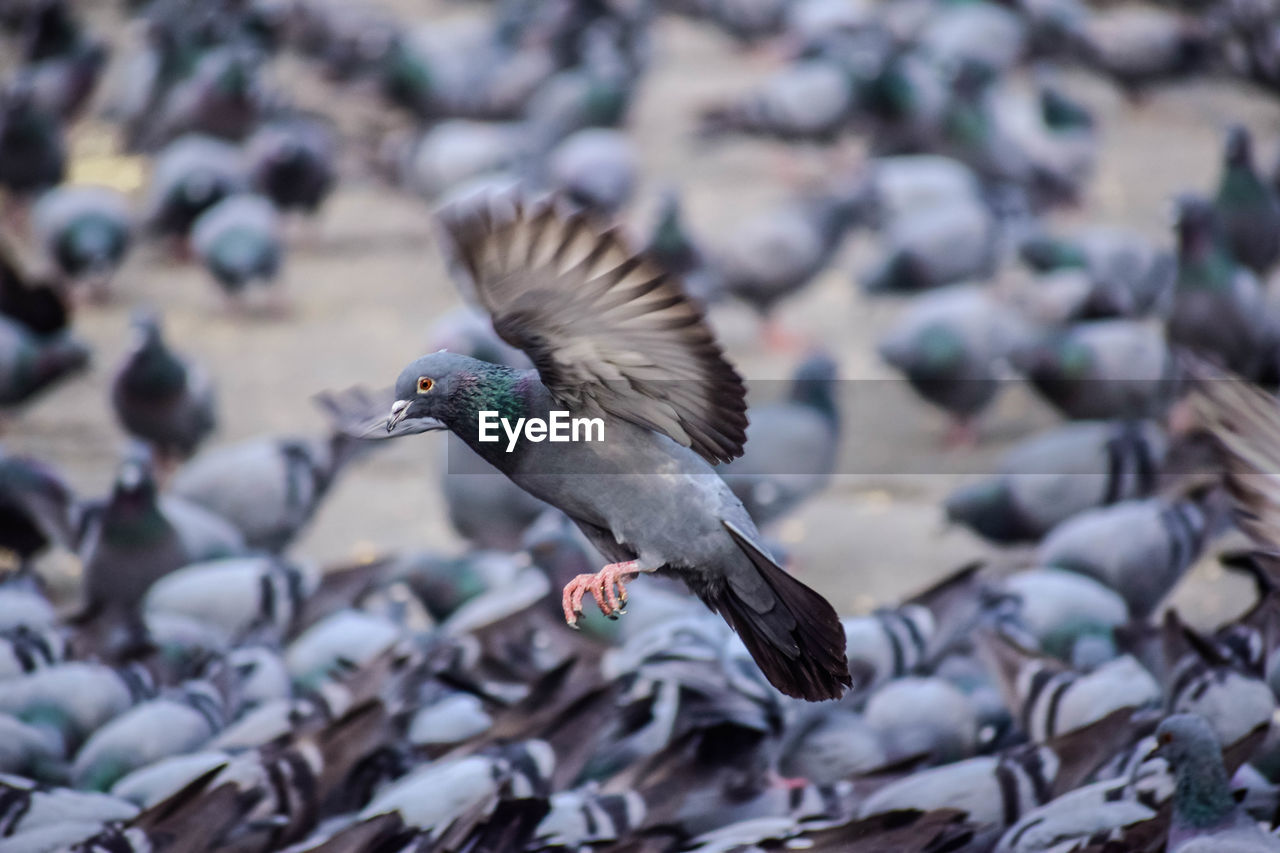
387,351,517,435
1153,713,1240,829
789,351,839,421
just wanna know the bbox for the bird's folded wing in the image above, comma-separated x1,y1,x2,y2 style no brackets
1187,359,1280,551
436,190,748,464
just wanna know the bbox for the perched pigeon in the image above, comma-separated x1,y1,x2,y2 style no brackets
170,425,363,553
1012,319,1177,421
877,284,1030,445
191,193,284,299
1168,194,1269,377
375,190,850,701
945,420,1166,543
111,312,217,466
718,351,840,528
32,185,133,297
1214,125,1280,277
713,182,869,346
244,115,337,217
0,78,65,198
1035,497,1209,617
144,134,248,239
77,452,245,650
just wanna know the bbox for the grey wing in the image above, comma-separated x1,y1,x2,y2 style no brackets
435,189,749,464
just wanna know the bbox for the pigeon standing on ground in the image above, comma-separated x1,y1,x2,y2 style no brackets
190,194,284,306
111,312,217,470
243,115,337,218
32,184,133,300
374,191,850,701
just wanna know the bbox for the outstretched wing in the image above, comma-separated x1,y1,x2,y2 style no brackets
1187,359,1280,551
436,190,748,464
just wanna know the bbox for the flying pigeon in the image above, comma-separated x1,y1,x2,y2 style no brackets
372,190,850,702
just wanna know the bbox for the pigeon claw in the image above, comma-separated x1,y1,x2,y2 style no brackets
561,560,640,627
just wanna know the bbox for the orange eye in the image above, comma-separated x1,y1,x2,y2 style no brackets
417,377,434,394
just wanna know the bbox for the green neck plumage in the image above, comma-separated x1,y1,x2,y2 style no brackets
447,363,534,442
1218,165,1271,207
1172,754,1238,829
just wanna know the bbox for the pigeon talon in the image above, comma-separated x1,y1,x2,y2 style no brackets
560,562,640,625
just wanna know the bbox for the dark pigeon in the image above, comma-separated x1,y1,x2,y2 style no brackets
244,115,337,216
1214,125,1280,277
371,190,850,701
111,311,217,467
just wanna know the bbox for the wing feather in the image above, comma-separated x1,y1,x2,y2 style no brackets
1187,359,1280,551
436,190,748,463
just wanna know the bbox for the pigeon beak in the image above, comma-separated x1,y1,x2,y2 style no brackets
387,400,410,432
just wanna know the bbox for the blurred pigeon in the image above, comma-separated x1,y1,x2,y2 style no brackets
713,181,869,347
863,675,979,763
0,452,78,572
777,706,886,785
244,115,337,217
1169,194,1269,377
1036,497,1209,618
1072,5,1208,98
32,185,133,299
0,78,65,199
544,128,637,218
1155,714,1280,852
376,190,850,701
878,284,1030,446
945,420,1166,543
191,193,284,299
697,49,858,144
380,120,527,201
111,311,216,467
147,44,269,147
9,0,107,121
999,568,1130,662
718,351,840,527
1214,125,1280,277
0,659,155,754
144,134,248,240
862,195,997,293
170,424,363,553
1019,225,1175,318
1012,319,1177,421
0,313,89,409
0,237,69,337
77,450,245,653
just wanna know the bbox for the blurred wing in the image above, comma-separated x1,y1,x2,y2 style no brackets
436,190,748,464
1187,360,1280,551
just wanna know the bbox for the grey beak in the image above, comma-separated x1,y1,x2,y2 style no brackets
387,400,410,432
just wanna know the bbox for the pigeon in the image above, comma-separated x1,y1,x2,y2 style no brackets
1012,319,1177,421
877,284,1030,446
1072,4,1208,98
0,451,79,573
1035,497,1209,618
374,190,850,701
861,195,997,294
1019,225,1175,319
169,425,363,553
863,675,979,763
0,78,66,199
77,451,245,652
1154,714,1280,852
999,568,1130,662
0,237,69,338
1214,125,1280,277
1168,194,1270,378
145,43,269,148
144,134,248,240
190,193,284,299
544,128,637,218
712,181,869,347
380,120,528,201
0,313,89,409
32,185,133,299
243,115,337,217
8,0,108,121
697,50,858,144
944,420,1166,544
111,311,217,467
717,351,840,528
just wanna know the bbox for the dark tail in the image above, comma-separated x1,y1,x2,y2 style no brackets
706,521,851,702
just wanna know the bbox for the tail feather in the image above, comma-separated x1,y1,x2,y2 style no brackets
708,521,851,702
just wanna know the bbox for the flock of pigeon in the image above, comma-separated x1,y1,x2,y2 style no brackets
5,0,1280,851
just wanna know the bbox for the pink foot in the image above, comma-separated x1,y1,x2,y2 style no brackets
562,560,639,628
762,319,807,352
943,418,979,450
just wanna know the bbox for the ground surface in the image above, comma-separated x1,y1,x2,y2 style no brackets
10,1,1280,625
